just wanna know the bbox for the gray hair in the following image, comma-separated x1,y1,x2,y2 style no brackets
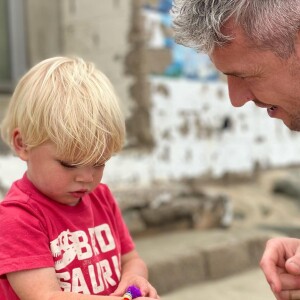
172,0,300,58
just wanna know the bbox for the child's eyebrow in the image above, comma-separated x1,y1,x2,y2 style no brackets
94,157,111,166
58,160,77,168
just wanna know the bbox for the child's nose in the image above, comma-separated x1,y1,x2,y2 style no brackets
75,167,94,183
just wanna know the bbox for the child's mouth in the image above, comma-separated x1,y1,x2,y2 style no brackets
70,190,88,198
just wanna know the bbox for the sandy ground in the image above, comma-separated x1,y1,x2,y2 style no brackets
201,167,300,233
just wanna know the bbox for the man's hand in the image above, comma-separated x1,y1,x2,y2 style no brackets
260,237,300,299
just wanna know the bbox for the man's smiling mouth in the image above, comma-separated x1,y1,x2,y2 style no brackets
268,105,277,111
253,100,278,111
267,105,278,117
252,101,278,117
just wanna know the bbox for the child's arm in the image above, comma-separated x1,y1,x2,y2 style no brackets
7,267,121,299
7,264,159,300
110,250,159,299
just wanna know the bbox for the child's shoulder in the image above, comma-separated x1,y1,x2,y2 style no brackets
1,179,30,205
0,176,45,217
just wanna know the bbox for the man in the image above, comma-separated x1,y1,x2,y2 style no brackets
172,0,300,299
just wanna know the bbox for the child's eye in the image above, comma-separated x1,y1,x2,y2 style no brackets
59,161,77,169
93,158,110,168
93,163,105,168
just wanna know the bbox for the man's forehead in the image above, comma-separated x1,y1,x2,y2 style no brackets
211,47,259,76
210,22,258,72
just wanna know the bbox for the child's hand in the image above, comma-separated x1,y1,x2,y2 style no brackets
110,275,159,299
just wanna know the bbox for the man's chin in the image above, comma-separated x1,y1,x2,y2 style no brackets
284,117,300,131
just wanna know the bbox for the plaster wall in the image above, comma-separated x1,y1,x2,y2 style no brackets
103,78,300,186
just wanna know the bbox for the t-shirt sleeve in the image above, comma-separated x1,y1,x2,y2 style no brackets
0,203,54,277
101,185,135,255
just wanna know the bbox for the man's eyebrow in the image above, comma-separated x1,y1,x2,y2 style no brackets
223,66,262,77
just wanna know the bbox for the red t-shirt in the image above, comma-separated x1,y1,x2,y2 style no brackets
0,173,135,299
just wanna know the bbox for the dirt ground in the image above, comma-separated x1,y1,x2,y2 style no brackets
200,167,300,235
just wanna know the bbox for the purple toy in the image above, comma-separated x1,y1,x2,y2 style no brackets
123,285,142,300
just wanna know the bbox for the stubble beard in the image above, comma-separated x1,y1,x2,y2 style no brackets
287,113,300,131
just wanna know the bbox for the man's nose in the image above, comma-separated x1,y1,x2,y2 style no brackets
75,167,94,183
227,76,255,107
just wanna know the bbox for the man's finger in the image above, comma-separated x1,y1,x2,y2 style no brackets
286,255,300,275
260,246,282,292
280,289,300,300
280,273,300,290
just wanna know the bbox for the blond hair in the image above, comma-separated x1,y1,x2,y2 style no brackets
1,56,125,165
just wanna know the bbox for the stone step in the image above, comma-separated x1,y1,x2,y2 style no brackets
161,268,274,300
135,228,276,295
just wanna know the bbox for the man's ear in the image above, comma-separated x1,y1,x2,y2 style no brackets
12,129,28,161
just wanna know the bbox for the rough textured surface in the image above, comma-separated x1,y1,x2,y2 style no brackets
6,1,300,183
135,228,274,295
118,187,231,235
125,0,154,148
0,95,10,154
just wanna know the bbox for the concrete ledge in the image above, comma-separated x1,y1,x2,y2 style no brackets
135,228,276,295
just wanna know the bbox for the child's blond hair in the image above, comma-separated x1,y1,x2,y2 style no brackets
1,56,125,165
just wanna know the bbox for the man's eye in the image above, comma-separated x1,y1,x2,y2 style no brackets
59,161,77,169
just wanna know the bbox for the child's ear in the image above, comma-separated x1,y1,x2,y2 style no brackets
12,129,28,161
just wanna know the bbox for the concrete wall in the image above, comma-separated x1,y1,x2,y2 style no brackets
25,0,132,117
25,0,62,64
61,0,133,117
2,0,300,189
